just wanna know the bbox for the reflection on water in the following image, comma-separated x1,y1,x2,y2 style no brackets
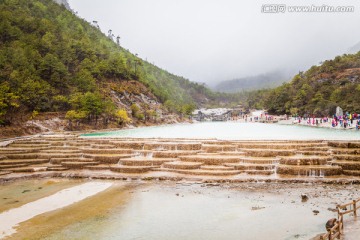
82,122,360,140
44,183,338,240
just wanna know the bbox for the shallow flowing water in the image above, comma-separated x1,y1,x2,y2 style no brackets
4,180,359,240
82,122,360,140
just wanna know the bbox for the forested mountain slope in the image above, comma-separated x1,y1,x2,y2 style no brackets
246,53,360,116
0,0,215,132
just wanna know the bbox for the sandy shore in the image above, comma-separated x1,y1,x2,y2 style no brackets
0,181,112,239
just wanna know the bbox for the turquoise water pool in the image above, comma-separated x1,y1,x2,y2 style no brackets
82,122,360,140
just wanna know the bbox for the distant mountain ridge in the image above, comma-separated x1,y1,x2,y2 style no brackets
348,41,360,54
214,71,290,93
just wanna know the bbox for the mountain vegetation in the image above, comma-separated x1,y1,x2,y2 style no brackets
0,0,216,129
245,52,360,116
2,0,359,135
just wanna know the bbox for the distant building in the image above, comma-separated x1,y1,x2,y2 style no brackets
192,108,232,122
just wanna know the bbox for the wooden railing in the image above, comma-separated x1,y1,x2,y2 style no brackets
320,198,360,240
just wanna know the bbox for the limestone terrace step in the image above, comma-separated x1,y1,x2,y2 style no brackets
13,140,51,144
84,165,111,170
198,152,245,156
81,148,133,154
244,170,274,175
298,146,330,151
45,146,79,150
0,171,12,176
89,144,116,149
83,153,135,163
110,165,153,173
4,153,48,159
9,144,50,148
131,150,201,158
277,165,342,176
297,151,329,156
61,161,99,169
0,149,38,154
143,142,202,151
331,148,360,155
236,143,326,149
0,159,49,165
238,157,280,164
40,150,81,153
225,163,275,171
162,168,242,176
50,158,94,164
0,163,29,169
180,155,242,165
119,158,178,166
343,170,360,176
280,156,331,165
47,167,69,171
200,165,235,171
328,141,360,148
6,153,82,159
201,144,237,152
240,149,295,157
331,161,360,170
111,141,145,150
41,153,83,158
333,155,360,161
5,166,48,173
163,161,203,170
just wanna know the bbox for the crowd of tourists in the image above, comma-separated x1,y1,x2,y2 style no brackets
331,113,360,129
294,112,360,130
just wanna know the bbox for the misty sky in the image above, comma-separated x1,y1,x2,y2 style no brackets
68,0,360,85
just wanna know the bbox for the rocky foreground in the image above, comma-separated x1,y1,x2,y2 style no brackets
1,134,360,183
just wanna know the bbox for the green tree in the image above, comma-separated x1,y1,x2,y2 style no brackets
181,103,196,116
145,109,157,122
80,92,104,123
65,110,87,130
18,79,53,111
73,69,96,92
0,81,19,123
52,95,69,111
115,109,131,125
39,53,68,92
130,103,140,117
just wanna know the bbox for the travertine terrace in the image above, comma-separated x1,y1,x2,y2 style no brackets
1,134,360,182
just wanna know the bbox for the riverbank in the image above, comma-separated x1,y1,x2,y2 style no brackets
0,111,188,139
0,179,359,240
278,117,359,131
